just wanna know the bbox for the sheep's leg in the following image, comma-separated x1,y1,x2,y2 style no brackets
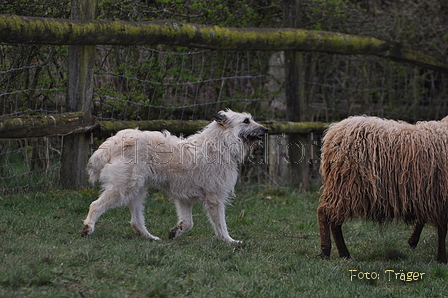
317,205,331,259
436,223,447,263
408,221,425,248
331,223,351,259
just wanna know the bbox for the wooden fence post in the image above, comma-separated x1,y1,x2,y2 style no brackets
283,0,309,190
60,0,97,189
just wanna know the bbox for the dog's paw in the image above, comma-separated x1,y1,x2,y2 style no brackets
138,230,161,240
220,237,242,243
168,226,181,239
145,234,162,241
169,223,192,240
81,224,93,237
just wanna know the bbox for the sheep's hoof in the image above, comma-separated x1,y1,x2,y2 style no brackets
316,253,330,260
408,240,418,249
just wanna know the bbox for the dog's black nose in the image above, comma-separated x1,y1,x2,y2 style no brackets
263,127,268,133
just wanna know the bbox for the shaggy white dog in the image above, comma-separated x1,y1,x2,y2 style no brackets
82,109,268,242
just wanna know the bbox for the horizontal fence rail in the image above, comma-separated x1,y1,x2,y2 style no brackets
0,112,329,138
0,15,447,73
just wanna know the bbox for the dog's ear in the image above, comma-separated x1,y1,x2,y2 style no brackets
210,110,228,125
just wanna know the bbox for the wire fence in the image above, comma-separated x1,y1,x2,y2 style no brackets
0,137,61,194
92,46,279,121
1,43,448,194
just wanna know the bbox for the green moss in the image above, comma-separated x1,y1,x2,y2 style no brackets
261,121,329,134
0,112,88,137
0,15,446,72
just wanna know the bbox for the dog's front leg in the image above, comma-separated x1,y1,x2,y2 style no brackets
204,198,240,243
169,198,194,239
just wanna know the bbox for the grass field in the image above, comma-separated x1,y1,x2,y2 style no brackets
1,186,447,297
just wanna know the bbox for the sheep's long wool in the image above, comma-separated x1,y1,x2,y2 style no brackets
320,115,448,226
318,115,448,263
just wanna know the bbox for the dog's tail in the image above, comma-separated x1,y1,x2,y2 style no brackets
87,137,115,184
87,129,141,184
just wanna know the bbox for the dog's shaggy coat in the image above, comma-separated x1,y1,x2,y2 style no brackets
317,115,448,263
82,109,268,242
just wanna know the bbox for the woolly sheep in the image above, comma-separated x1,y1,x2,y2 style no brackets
317,115,448,263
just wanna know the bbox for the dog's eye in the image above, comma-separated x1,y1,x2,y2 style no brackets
243,118,250,124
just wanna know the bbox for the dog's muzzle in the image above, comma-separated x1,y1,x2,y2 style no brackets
241,126,268,143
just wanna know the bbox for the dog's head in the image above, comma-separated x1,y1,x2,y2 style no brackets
211,109,268,146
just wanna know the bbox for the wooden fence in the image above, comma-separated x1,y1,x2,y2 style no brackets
1,0,447,190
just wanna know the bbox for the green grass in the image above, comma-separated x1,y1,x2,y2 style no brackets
0,187,447,297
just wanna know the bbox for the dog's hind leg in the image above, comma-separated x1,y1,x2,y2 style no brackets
169,198,194,240
204,198,240,243
82,188,122,237
128,190,161,240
